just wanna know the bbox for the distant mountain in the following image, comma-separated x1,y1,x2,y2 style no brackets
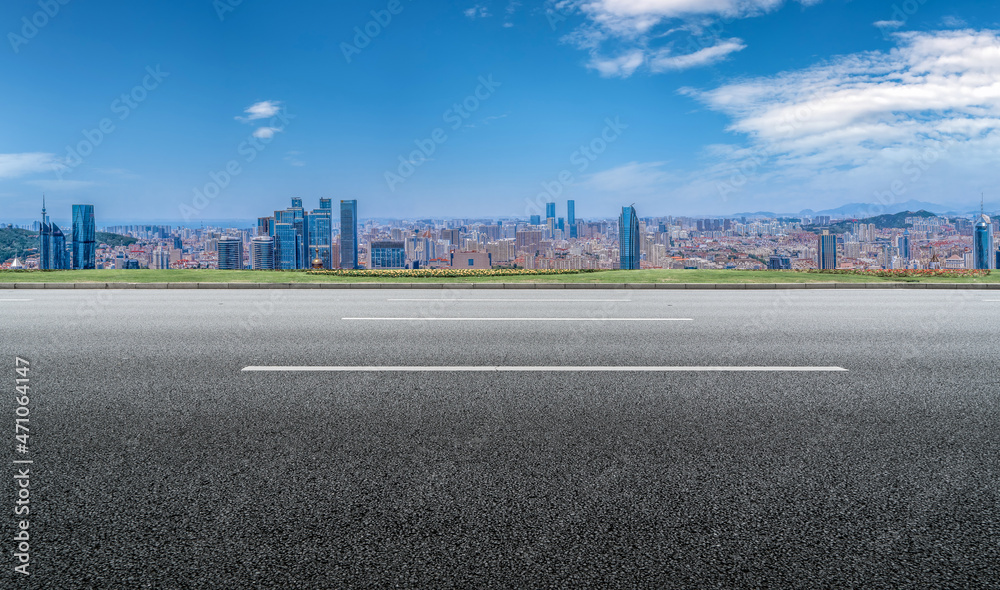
823,210,938,234
811,200,950,218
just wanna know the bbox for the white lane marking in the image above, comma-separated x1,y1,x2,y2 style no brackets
342,317,692,322
0,299,32,302
387,299,633,302
985,300,1000,302
243,366,848,373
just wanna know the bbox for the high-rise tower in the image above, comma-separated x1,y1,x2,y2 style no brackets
619,205,640,270
974,196,995,270
72,204,96,270
340,200,358,270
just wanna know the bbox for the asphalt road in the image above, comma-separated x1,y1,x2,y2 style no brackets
3,289,999,589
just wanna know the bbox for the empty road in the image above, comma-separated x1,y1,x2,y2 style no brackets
3,289,999,588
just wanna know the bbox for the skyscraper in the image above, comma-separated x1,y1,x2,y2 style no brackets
567,200,576,238
819,230,837,270
273,212,298,270
308,198,333,269
898,229,911,260
251,236,275,270
38,197,69,270
546,202,556,221
217,236,243,270
340,200,358,270
530,215,541,226
72,204,96,270
973,213,994,270
619,206,640,270
370,241,406,269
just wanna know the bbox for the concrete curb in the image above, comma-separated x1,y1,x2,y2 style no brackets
2,282,999,290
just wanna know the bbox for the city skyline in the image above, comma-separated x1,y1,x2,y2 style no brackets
4,2,1000,221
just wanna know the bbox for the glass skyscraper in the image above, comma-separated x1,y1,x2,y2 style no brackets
308,198,333,269
251,236,275,270
973,213,994,270
217,236,243,270
370,241,406,269
819,231,837,270
72,204,96,270
39,198,69,270
545,202,556,221
340,200,358,270
619,206,640,270
567,200,576,238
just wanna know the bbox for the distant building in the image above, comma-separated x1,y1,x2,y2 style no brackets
72,204,96,270
340,200,358,270
529,215,541,226
251,236,275,270
451,251,492,269
974,213,995,270
308,198,333,269
370,240,406,269
546,202,555,222
768,255,791,270
619,206,640,270
567,200,576,238
257,216,273,237
898,229,911,260
818,230,837,270
38,198,69,270
217,236,243,270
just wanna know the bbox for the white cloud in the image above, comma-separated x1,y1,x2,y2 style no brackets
589,50,645,77
464,5,491,18
0,153,59,179
650,38,746,71
237,100,282,122
560,0,822,77
253,126,283,139
941,16,967,28
583,161,675,193
874,20,904,30
650,29,1000,212
284,151,305,167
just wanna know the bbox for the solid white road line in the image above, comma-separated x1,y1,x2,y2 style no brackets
0,299,32,302
387,299,633,302
243,366,848,373
342,317,692,322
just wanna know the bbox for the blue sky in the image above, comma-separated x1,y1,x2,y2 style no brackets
2,0,1000,224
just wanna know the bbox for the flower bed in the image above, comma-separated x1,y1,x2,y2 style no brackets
306,268,600,278
805,269,991,279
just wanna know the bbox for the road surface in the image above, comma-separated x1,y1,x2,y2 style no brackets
2,289,998,588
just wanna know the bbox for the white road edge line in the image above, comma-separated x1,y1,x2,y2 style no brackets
342,317,692,321
242,366,848,372
387,299,634,302
0,299,32,302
